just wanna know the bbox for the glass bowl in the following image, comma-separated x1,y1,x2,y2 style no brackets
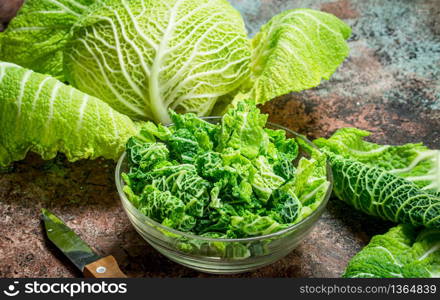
115,117,333,274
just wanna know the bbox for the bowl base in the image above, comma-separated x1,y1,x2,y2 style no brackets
153,245,287,275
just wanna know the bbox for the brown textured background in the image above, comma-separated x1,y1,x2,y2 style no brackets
0,0,439,278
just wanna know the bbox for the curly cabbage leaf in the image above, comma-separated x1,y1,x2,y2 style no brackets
217,101,269,160
125,140,169,171
279,144,329,220
125,159,211,218
250,156,285,203
343,225,440,278
0,62,139,166
123,102,330,238
137,185,196,232
167,110,218,162
0,0,95,80
248,8,351,104
265,128,299,161
138,122,172,143
271,190,302,224
230,213,287,237
150,164,211,218
326,152,440,229
315,128,440,193
273,157,297,181
63,0,251,123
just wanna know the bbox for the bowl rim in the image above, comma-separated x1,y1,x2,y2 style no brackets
115,117,333,243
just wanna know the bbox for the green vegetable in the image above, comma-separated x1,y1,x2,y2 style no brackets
0,0,95,80
0,62,140,166
250,156,285,203
315,128,440,194
230,213,287,237
122,101,329,238
249,8,351,104
314,128,440,229
325,152,440,229
316,128,440,277
137,185,196,232
343,225,440,278
217,101,269,160
64,0,251,123
1,0,351,124
290,147,330,219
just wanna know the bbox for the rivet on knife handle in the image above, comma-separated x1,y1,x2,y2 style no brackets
83,255,127,278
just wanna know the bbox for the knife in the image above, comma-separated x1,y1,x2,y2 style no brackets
41,208,127,278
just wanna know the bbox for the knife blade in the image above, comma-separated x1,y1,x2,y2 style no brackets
41,208,101,271
41,208,126,278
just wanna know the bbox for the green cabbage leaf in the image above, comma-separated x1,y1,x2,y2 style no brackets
0,62,140,166
250,156,285,203
134,185,197,232
248,8,352,104
343,225,440,278
324,152,440,229
217,101,269,160
230,212,287,237
315,128,440,194
0,0,95,80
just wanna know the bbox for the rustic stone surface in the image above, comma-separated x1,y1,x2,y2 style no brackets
0,0,439,278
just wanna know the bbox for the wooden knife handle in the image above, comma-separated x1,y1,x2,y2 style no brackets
83,255,127,278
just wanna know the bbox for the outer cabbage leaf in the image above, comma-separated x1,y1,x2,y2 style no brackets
0,62,139,166
3,2,351,122
314,128,440,193
343,225,440,278
249,8,351,104
64,0,251,123
327,152,440,229
0,0,95,80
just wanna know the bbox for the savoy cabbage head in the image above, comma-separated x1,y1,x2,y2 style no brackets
0,0,351,125
64,0,252,124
